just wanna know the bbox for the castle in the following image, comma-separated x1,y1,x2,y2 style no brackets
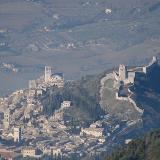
113,56,158,115
114,56,158,84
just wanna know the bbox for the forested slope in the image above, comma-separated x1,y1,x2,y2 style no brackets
106,129,160,160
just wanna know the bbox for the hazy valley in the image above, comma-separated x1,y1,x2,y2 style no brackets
1,0,160,95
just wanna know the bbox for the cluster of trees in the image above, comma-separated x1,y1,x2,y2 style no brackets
105,129,160,160
42,74,105,124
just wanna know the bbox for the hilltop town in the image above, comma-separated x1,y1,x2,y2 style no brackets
0,56,159,159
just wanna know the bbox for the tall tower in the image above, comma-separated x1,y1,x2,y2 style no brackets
119,64,127,81
13,127,21,142
3,110,10,129
45,66,52,83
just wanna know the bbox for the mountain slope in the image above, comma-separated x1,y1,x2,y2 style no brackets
132,65,160,129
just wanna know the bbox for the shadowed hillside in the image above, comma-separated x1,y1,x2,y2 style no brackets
131,65,160,129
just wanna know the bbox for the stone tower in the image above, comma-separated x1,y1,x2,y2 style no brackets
119,64,127,81
3,110,10,129
45,66,52,83
13,127,21,142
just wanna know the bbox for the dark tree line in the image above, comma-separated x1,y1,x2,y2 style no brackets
105,129,160,160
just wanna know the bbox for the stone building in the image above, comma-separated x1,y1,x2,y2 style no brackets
119,64,127,81
80,127,104,138
61,101,71,109
13,127,21,143
22,147,36,157
3,110,10,129
29,80,37,90
43,147,61,156
28,89,36,98
49,73,64,88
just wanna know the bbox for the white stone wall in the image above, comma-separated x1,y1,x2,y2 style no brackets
116,90,144,114
128,97,144,114
143,56,158,74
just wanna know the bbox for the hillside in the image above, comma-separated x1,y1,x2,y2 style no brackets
40,58,160,131
131,65,160,130
1,58,160,159
40,58,160,158
106,129,160,160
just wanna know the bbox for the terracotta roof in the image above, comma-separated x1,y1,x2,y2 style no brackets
0,150,15,159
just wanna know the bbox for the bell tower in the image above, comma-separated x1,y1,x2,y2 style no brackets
45,66,52,82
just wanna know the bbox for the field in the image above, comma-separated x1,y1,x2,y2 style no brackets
0,0,160,95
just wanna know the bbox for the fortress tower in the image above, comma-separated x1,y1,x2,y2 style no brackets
119,64,127,81
45,66,52,83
